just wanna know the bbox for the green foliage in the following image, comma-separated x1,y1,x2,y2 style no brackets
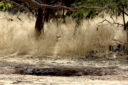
71,9,86,24
71,9,98,24
71,0,107,23
0,2,12,11
70,0,128,24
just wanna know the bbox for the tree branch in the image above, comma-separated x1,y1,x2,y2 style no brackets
99,19,123,26
10,0,31,11
119,7,128,16
15,0,104,11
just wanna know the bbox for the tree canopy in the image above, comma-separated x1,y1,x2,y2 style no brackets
0,0,128,36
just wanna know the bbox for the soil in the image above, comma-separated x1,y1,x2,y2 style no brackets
0,56,128,85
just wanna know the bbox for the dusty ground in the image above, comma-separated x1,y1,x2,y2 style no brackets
0,56,128,85
0,74,128,85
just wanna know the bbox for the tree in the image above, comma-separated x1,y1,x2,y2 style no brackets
1,0,128,45
7,0,102,37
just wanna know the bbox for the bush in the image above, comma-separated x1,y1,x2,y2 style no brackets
0,2,12,11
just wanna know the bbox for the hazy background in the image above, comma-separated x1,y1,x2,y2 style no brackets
0,12,127,57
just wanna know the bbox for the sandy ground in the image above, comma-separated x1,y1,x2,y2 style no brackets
0,56,128,85
0,74,128,85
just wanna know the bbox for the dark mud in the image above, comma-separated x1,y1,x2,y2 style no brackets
0,65,127,77
17,66,126,76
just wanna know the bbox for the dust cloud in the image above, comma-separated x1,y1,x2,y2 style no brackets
0,12,127,57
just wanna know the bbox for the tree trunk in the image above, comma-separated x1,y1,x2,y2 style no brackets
121,5,128,54
126,28,128,54
35,8,45,37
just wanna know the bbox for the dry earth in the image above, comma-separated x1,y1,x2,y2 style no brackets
0,56,128,85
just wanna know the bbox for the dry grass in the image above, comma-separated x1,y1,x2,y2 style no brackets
0,12,127,57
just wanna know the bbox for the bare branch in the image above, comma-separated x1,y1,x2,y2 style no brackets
119,6,128,16
123,11,128,16
99,19,123,26
10,1,31,11
99,19,113,24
